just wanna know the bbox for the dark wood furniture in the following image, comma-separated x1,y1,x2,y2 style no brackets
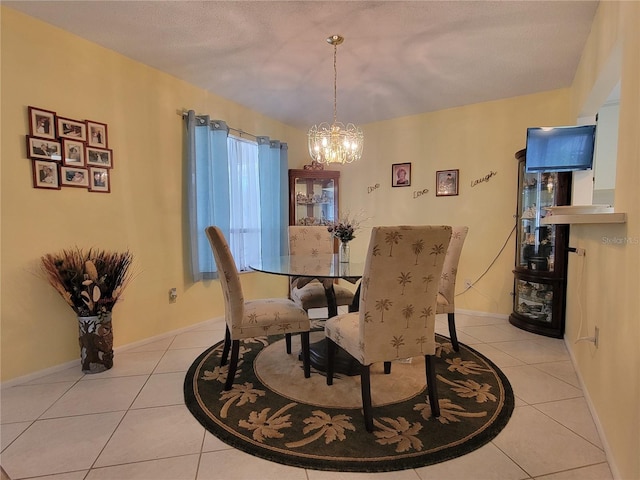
509,149,571,338
288,168,339,226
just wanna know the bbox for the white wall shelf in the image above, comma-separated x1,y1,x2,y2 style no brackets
541,212,626,225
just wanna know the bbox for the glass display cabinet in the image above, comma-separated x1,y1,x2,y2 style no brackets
509,149,571,338
288,168,340,226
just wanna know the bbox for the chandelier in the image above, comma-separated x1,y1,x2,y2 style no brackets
308,35,364,165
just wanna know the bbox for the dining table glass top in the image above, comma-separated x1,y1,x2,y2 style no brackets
250,254,365,280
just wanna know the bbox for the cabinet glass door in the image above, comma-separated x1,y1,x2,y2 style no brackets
517,162,558,272
514,279,554,323
293,177,336,226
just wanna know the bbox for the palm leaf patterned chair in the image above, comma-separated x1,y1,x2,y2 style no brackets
205,226,311,391
437,226,469,352
288,225,355,316
325,225,452,432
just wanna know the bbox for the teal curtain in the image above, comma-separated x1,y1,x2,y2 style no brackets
186,111,230,281
258,137,289,258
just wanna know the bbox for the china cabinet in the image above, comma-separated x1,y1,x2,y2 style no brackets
288,168,339,226
509,149,571,338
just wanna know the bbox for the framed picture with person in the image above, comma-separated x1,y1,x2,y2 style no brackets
89,167,110,193
392,163,411,187
28,106,57,140
436,169,459,196
32,160,61,189
86,120,108,148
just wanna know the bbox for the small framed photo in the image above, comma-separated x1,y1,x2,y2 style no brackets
89,167,110,193
436,169,459,196
62,139,86,166
392,162,411,187
57,117,87,141
86,120,108,147
60,166,90,188
32,160,60,189
26,136,62,161
28,106,57,140
86,146,113,168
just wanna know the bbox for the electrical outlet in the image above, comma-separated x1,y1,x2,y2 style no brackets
594,326,599,347
169,287,177,303
464,279,473,289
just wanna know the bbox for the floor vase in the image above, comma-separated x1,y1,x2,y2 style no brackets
78,313,114,373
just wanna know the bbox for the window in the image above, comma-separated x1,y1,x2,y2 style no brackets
227,136,261,271
186,112,288,282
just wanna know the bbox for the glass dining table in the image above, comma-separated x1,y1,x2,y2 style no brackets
250,254,365,375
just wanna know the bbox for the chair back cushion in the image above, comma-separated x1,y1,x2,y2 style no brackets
438,226,469,307
359,225,451,364
288,226,335,256
205,226,244,328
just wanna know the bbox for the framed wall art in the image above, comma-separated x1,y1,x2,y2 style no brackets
32,160,61,189
28,106,57,140
89,167,110,193
86,120,108,147
60,166,90,188
26,136,62,161
86,146,113,168
392,162,411,187
57,117,87,141
436,169,459,196
62,139,85,166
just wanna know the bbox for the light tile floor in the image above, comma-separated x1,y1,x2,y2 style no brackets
1,312,613,480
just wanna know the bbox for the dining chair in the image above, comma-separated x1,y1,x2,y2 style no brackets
437,226,469,352
205,226,311,390
288,225,355,313
325,225,452,432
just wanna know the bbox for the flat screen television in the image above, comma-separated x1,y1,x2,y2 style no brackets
525,125,596,173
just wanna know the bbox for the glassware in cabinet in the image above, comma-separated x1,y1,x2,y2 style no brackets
288,168,340,226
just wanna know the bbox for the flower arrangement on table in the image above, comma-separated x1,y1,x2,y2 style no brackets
327,211,369,243
41,248,134,318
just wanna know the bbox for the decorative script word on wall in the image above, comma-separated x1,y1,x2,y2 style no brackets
413,188,429,199
368,183,380,194
471,170,497,188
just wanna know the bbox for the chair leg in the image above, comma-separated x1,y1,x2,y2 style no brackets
326,338,336,385
361,364,374,432
301,332,311,378
285,333,292,354
224,340,240,391
384,361,391,374
425,355,440,417
220,326,231,366
448,312,459,352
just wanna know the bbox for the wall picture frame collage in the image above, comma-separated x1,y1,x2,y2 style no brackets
27,106,113,193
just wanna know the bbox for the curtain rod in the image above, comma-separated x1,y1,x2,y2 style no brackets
179,110,257,140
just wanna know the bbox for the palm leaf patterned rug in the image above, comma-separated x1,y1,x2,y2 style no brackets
184,322,514,472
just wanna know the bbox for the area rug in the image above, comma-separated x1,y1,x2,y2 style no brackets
184,322,514,472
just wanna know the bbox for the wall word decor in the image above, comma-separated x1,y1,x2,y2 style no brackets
26,106,113,193
413,188,429,199
367,183,380,194
471,170,498,188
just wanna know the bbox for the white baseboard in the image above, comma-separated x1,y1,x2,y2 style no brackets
564,337,620,479
1,316,224,389
455,308,510,319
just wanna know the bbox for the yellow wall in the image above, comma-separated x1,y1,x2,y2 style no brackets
2,4,638,477
0,7,303,381
564,2,640,479
310,89,572,315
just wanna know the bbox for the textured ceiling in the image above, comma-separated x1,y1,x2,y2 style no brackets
6,1,599,129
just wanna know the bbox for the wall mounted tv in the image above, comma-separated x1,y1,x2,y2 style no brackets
525,125,596,173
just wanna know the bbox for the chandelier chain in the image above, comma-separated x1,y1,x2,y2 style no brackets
333,41,338,125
